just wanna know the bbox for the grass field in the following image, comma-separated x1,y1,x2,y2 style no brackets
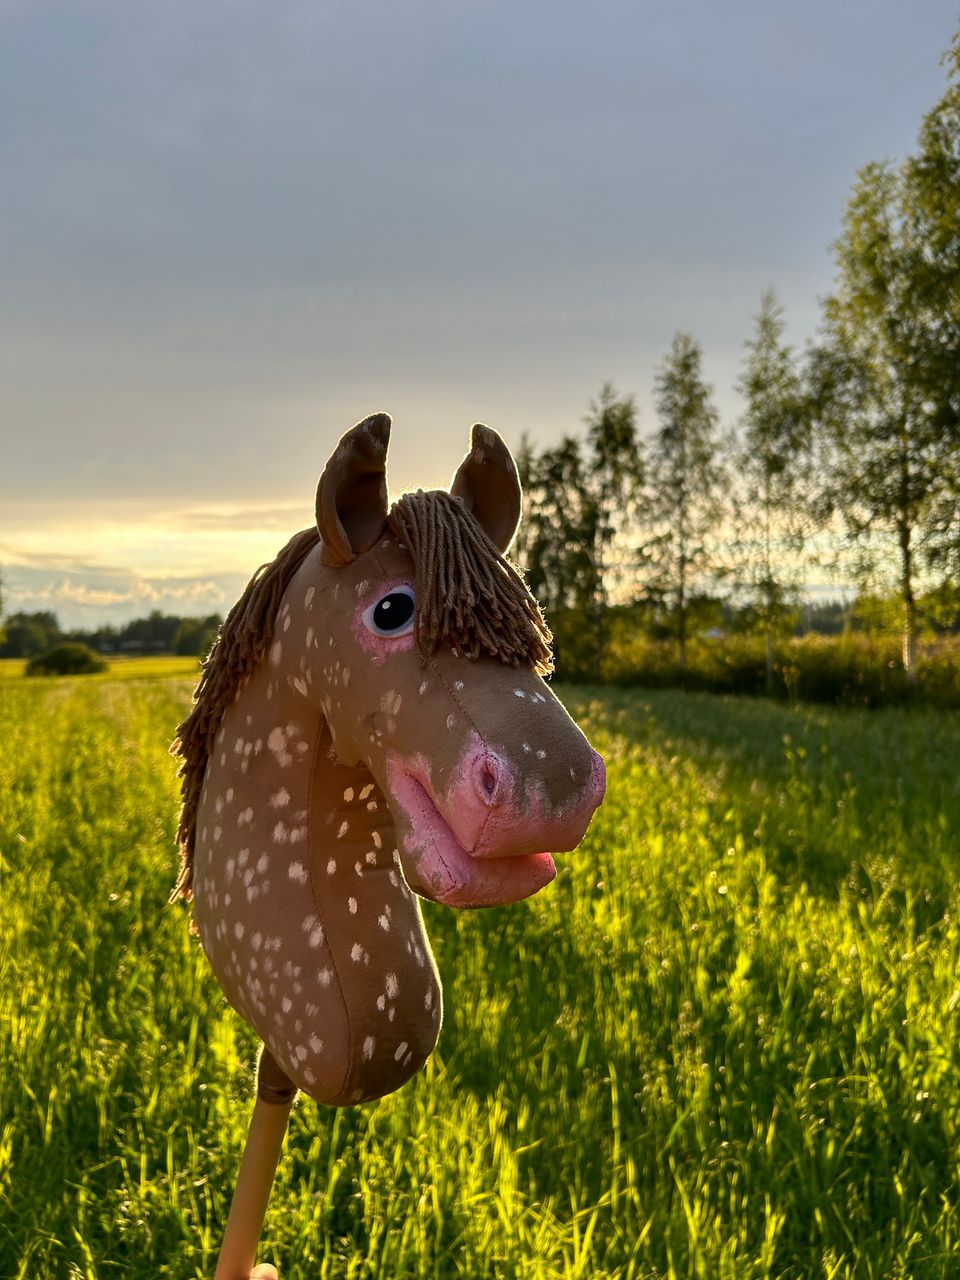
1,671,958,1279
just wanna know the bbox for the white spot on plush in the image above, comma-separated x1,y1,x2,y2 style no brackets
425,988,433,1010
226,857,236,882
215,796,223,815
454,680,464,690
268,728,285,752
418,680,428,695
238,808,253,827
513,688,526,698
350,943,364,963
537,749,547,760
283,615,292,633
309,926,324,948
326,858,337,875
362,1036,375,1061
257,853,269,874
446,714,456,730
380,689,402,715
305,586,315,607
343,787,354,803
234,922,244,940
289,825,307,843
317,968,332,987
239,849,249,868
270,640,282,665
295,1044,307,1062
226,787,234,802
234,737,245,754
378,914,390,931
288,862,308,884
337,821,349,839
360,783,375,800
366,800,377,812
309,1034,323,1053
385,972,399,999
306,626,314,647
302,914,317,932
282,996,293,1013
522,742,531,753
270,788,290,809
372,831,382,849
394,1042,408,1061
342,667,351,688
273,822,288,843
293,677,307,697
376,995,386,1011
348,897,357,914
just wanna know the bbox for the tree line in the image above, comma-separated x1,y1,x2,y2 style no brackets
516,35,960,686
0,609,222,659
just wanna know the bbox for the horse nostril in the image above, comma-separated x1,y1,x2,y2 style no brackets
474,754,505,807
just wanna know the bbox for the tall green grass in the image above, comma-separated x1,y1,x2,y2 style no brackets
1,675,958,1278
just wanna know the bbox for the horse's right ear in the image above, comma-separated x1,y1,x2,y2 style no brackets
316,413,391,565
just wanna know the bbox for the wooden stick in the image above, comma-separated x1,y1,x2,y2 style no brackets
214,1050,297,1280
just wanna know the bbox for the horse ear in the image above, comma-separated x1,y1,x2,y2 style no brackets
316,413,391,565
449,424,522,554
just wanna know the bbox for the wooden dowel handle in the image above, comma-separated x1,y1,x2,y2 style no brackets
214,1050,297,1280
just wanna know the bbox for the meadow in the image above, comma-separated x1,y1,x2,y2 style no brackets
1,670,958,1279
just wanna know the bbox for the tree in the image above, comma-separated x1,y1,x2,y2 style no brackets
0,611,61,658
514,433,596,613
810,37,960,676
513,387,643,678
583,383,644,604
173,614,222,656
644,332,727,667
733,290,809,690
580,384,644,674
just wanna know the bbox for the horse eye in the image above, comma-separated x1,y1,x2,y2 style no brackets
362,587,416,638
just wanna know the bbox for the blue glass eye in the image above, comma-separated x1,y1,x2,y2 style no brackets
362,587,415,638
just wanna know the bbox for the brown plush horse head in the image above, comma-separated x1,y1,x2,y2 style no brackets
173,415,605,1106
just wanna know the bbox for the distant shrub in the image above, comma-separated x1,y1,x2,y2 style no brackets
25,644,108,677
579,621,960,709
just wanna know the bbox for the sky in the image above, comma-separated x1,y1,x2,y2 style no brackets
2,0,957,627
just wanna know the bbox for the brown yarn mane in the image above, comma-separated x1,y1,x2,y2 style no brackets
386,489,553,676
169,526,320,902
170,491,552,904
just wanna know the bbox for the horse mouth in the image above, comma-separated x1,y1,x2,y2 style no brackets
385,764,557,908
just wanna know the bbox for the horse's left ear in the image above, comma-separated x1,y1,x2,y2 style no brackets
450,424,522,554
316,413,391,565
